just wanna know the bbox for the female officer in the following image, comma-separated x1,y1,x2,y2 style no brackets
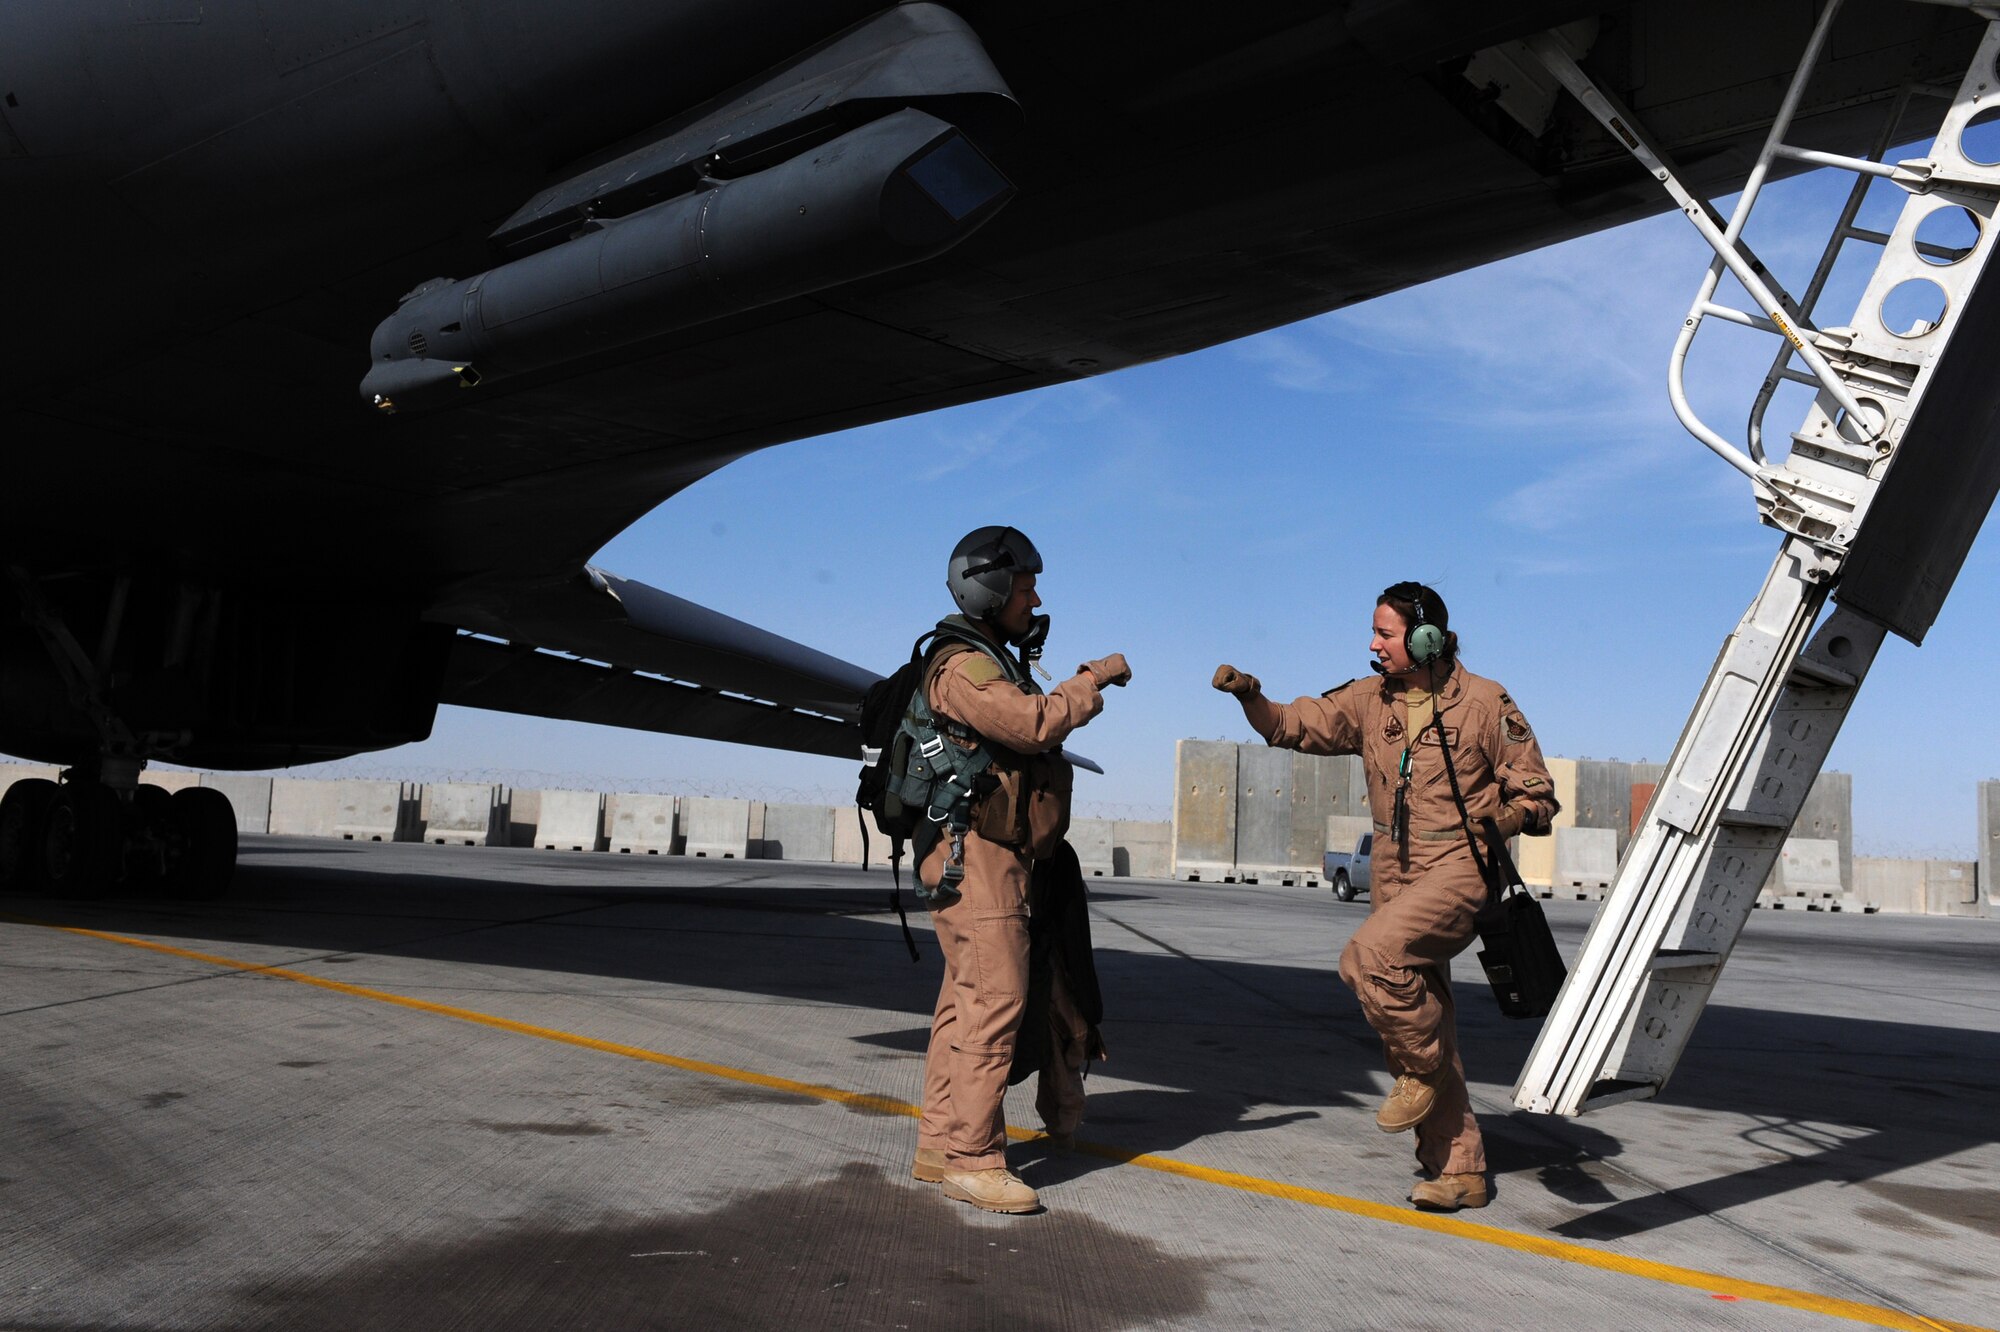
1212,582,1558,1211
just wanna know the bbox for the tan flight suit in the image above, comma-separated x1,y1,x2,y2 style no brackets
916,643,1103,1172
1258,661,1557,1177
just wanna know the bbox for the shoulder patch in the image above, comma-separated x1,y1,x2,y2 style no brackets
1503,714,1532,744
957,655,1005,686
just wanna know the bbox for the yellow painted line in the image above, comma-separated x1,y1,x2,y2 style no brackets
35,921,1991,1332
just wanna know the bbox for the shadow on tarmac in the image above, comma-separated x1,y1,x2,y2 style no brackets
0,1164,1220,1332
11,841,1999,1247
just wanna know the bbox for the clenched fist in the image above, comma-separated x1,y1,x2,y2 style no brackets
1211,664,1261,696
1080,653,1132,688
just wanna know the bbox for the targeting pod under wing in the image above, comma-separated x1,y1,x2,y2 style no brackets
361,108,1012,412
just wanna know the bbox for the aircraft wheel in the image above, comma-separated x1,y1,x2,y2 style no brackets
43,781,124,898
0,777,58,892
164,786,237,900
1332,871,1357,902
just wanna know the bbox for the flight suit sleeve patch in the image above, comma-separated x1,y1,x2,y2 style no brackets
958,656,1005,686
1503,714,1532,744
1522,775,1545,790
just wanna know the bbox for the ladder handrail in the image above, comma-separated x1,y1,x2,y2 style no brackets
1536,5,1912,492
1525,17,1880,488
1655,0,1875,471
1743,81,1947,459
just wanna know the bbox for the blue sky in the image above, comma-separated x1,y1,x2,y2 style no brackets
292,163,1998,859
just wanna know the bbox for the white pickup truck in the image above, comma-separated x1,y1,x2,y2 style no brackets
1322,833,1372,902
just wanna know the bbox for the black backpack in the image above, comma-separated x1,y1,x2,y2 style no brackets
855,636,934,847
856,629,947,962
854,624,1004,961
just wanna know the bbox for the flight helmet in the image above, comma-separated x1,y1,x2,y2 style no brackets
947,526,1043,619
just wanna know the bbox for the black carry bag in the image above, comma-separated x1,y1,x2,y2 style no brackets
1469,819,1567,1020
1427,706,1568,1020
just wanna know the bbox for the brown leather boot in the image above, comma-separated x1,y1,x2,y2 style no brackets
941,1167,1040,1214
1375,1072,1438,1132
912,1147,947,1183
1409,1172,1489,1211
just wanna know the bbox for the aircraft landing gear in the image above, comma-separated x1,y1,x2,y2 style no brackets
2,567,239,900
0,771,238,900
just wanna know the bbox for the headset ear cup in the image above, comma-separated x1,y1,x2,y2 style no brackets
1408,622,1444,665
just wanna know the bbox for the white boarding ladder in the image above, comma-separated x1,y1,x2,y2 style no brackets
1510,0,2000,1116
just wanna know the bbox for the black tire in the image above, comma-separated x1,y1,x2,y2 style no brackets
0,777,58,892
1333,871,1357,902
43,781,124,898
164,786,237,900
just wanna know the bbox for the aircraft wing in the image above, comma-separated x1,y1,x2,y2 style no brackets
436,568,877,761
0,0,1985,777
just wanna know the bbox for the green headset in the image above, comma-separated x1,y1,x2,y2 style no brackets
1386,581,1446,666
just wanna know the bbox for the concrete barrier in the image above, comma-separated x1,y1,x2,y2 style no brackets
1575,759,1635,858
340,781,414,841
199,774,272,835
267,778,409,841
1795,772,1853,892
606,792,679,855
1113,821,1171,879
1069,818,1115,876
139,769,201,793
682,797,751,859
1324,814,1373,855
1318,752,1369,820
1763,838,1841,908
1926,860,1981,916
269,778,339,837
832,806,893,867
1852,856,1975,915
1630,763,1665,834
1173,740,1237,881
423,782,504,846
1233,746,1294,883
535,789,605,851
1287,754,1354,881
1854,857,1923,913
760,803,834,862
1515,757,1577,890
1553,826,1618,900
1981,780,1998,912
504,788,541,847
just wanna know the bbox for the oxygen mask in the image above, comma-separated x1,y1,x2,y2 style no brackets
1014,613,1052,680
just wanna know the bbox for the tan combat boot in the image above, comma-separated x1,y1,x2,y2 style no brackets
912,1147,947,1183
1409,1172,1489,1211
1375,1072,1438,1132
941,1167,1040,1214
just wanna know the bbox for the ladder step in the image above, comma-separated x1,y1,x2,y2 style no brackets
1649,948,1721,976
1583,1078,1658,1109
1716,808,1790,830
1788,656,1858,689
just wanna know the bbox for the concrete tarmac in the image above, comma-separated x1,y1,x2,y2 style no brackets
2,837,1995,1331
